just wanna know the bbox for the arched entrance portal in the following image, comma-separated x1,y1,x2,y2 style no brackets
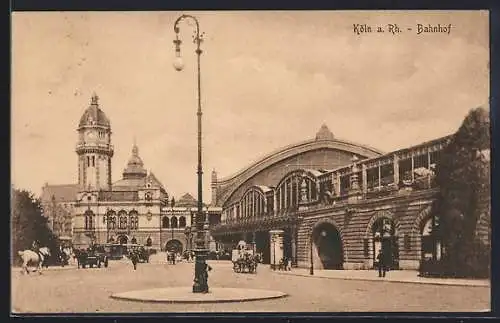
165,239,184,253
117,235,128,245
255,231,271,264
372,218,399,269
313,223,343,270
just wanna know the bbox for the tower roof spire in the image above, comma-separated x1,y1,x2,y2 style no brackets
132,136,138,157
91,92,99,106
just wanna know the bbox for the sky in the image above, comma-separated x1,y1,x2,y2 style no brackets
11,10,489,200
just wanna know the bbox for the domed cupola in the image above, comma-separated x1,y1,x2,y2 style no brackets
78,93,111,129
122,142,147,179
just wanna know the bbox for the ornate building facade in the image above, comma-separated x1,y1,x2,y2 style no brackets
41,94,221,251
211,124,491,270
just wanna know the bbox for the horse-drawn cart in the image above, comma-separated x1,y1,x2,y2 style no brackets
231,241,258,274
74,245,108,269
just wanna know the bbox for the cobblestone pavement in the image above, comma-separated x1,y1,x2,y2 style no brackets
11,260,490,313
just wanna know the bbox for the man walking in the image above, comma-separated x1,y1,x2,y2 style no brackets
130,250,139,270
201,262,212,293
377,249,387,277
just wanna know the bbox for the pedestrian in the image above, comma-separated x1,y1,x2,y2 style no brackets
201,262,212,293
131,251,139,270
377,249,387,277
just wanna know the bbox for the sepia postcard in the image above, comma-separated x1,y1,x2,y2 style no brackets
11,10,490,314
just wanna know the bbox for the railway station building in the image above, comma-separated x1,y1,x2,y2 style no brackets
210,122,490,270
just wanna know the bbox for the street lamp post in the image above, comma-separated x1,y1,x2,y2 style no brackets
173,14,210,294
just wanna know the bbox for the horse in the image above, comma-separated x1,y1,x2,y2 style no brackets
18,247,51,275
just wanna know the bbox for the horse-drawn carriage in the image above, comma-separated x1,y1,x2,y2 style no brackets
127,244,150,263
232,241,258,274
74,245,109,269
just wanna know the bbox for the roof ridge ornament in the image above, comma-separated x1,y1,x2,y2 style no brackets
132,141,139,157
315,124,335,141
91,92,99,106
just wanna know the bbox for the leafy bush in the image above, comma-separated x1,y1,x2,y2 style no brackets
11,188,61,266
429,106,490,278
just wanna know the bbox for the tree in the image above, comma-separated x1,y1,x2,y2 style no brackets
432,106,490,277
11,188,59,266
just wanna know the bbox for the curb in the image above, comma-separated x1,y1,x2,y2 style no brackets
12,266,78,272
110,293,288,304
274,272,490,288
110,287,288,304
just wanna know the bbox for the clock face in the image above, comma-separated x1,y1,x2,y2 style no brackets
86,130,96,140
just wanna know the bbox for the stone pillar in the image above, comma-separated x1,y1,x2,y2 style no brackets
393,154,400,187
269,229,284,270
378,163,381,189
251,192,254,217
362,164,367,195
427,150,432,188
273,190,278,216
411,153,415,182
284,180,288,209
278,188,282,212
294,179,298,205
349,169,361,203
334,172,341,197
300,178,308,203
350,167,360,193
331,173,336,196
291,226,297,266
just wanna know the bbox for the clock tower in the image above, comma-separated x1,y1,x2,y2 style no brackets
76,93,114,191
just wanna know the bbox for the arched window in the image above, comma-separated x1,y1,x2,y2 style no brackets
171,216,178,228
108,216,117,229
84,211,94,230
131,237,137,244
179,216,186,228
130,216,139,230
129,211,139,230
106,211,116,230
162,216,170,228
118,211,128,229
146,237,152,247
240,188,267,218
277,172,317,211
85,215,92,229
